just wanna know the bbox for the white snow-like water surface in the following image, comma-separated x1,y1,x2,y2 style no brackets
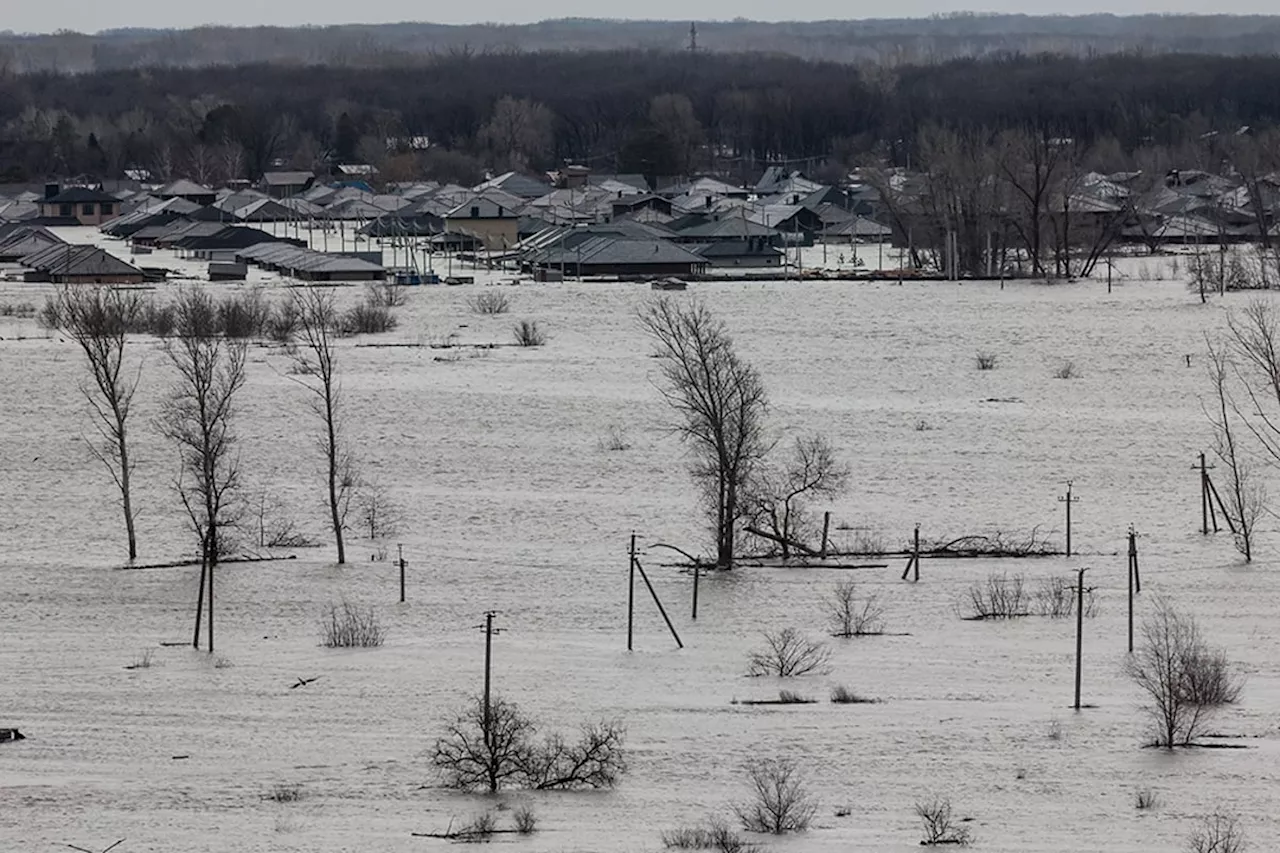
2,251,1279,851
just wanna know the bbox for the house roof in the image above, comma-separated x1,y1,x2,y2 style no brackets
44,187,119,205
157,179,214,198
262,171,315,187
236,243,385,275
535,236,705,268
671,216,778,239
474,171,551,199
21,243,143,277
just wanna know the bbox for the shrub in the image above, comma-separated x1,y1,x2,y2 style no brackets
470,291,512,315
1134,788,1158,811
916,796,972,846
1188,813,1245,853
213,656,234,669
1033,575,1097,618
341,302,398,335
975,351,998,370
513,319,546,347
746,628,829,677
734,758,816,834
513,805,537,834
38,295,62,329
1127,602,1241,747
830,685,877,704
266,299,299,343
965,573,1028,619
661,818,757,852
219,289,271,338
776,689,811,704
319,601,386,648
365,281,407,307
141,299,176,337
461,811,496,842
125,648,155,670
1054,360,1080,379
599,423,632,451
268,783,303,803
826,580,885,637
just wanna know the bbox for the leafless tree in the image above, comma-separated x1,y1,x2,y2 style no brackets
157,287,247,651
640,299,769,569
916,796,973,846
287,287,354,564
1126,601,1241,748
356,478,402,540
1188,812,1247,853
733,758,816,834
53,286,143,560
1206,340,1266,561
433,694,626,794
478,96,554,170
996,127,1067,278
825,580,885,637
747,433,848,557
746,628,830,677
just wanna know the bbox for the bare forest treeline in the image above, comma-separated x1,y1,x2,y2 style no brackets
6,50,1280,185
8,15,1280,73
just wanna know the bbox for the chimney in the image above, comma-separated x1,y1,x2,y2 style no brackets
44,183,60,200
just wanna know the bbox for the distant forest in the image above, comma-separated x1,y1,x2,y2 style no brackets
5,49,1280,185
8,15,1280,72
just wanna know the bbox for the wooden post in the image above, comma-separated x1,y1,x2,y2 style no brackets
634,557,683,649
1200,453,1209,535
481,611,497,755
691,563,699,621
1074,567,1087,710
192,560,206,650
398,543,406,603
207,559,214,654
1205,475,1237,534
1130,528,1141,594
820,511,831,559
1058,481,1079,556
627,533,636,651
1127,532,1134,654
900,525,920,581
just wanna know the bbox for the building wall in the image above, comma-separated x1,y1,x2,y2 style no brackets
444,217,518,250
40,201,120,226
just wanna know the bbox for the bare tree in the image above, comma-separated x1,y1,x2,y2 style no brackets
1188,812,1246,853
733,758,816,835
747,433,848,557
1206,340,1266,561
640,299,769,569
825,580,885,637
745,628,830,677
1126,601,1241,748
53,286,143,560
356,478,402,540
287,287,354,564
157,287,247,651
433,695,626,794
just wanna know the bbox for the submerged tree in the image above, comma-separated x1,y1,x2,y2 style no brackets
1205,340,1266,561
157,287,247,652
640,299,769,568
53,285,143,560
746,433,849,557
287,287,354,564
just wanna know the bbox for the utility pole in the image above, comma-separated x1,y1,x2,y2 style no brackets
1058,480,1080,556
476,611,502,752
1074,567,1088,710
1194,452,1218,534
398,543,406,603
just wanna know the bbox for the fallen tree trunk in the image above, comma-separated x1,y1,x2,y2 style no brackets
744,526,819,557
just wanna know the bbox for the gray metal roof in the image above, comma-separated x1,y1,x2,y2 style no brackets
21,243,143,277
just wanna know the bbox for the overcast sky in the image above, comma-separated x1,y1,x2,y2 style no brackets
5,3,1272,35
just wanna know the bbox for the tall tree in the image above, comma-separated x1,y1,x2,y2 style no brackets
158,288,247,652
287,287,354,564
54,285,143,560
640,299,769,569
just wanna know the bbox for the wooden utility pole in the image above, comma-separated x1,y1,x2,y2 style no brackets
207,561,214,653
1195,452,1219,534
1058,481,1080,556
478,611,502,753
691,562,700,620
820,511,831,559
901,524,921,582
398,543,406,603
1074,567,1088,710
627,533,636,651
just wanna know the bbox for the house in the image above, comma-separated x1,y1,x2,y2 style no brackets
528,236,707,277
38,186,120,226
689,239,785,268
261,171,316,199
0,224,64,262
155,179,217,206
475,171,551,200
235,243,385,282
20,243,145,284
444,190,523,250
